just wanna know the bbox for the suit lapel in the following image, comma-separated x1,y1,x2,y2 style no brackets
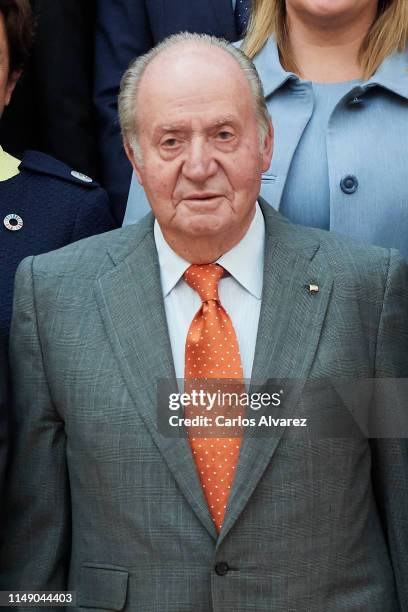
94,218,217,539
218,202,333,544
93,207,333,543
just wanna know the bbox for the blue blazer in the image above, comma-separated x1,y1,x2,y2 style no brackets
94,0,238,224
254,38,408,260
124,39,408,261
0,150,115,338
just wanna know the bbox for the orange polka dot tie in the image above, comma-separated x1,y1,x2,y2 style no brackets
184,263,243,532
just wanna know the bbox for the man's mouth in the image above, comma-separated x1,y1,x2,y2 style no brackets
183,192,221,201
181,194,224,212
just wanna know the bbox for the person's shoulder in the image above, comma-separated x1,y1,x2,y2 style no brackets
13,150,115,238
309,224,397,280
26,213,153,279
261,199,403,284
19,150,104,194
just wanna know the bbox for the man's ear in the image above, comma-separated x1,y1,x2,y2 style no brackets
124,140,144,186
261,119,273,173
5,70,21,107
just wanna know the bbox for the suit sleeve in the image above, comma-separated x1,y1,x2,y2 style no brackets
94,0,154,225
370,249,408,610
0,257,70,593
71,185,117,241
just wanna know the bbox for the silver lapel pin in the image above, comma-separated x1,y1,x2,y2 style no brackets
308,283,319,295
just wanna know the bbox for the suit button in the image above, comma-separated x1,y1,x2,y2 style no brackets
214,561,229,576
340,175,358,194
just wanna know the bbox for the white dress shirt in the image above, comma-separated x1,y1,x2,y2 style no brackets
154,203,264,380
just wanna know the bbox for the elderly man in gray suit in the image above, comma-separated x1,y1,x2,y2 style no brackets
2,33,408,611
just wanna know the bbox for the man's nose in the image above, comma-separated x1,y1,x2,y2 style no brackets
182,138,217,182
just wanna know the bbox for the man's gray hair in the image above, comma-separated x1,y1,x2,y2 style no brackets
118,32,271,162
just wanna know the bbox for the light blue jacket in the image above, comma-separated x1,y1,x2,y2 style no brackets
123,38,408,258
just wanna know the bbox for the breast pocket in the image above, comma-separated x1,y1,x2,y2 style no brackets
78,564,128,611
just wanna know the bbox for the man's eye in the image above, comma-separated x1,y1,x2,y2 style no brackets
217,131,233,140
162,138,178,147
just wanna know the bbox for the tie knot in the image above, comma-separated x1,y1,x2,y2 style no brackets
184,264,224,302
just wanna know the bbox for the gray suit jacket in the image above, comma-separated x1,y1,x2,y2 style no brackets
1,201,408,611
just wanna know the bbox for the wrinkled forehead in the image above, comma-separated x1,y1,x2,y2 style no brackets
137,42,253,111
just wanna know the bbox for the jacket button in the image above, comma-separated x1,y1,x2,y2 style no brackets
214,561,229,576
340,175,358,194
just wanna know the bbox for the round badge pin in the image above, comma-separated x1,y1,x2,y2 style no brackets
71,170,92,183
4,213,23,231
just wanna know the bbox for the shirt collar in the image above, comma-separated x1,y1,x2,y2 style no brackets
253,36,408,101
154,202,265,300
252,36,298,98
363,46,408,100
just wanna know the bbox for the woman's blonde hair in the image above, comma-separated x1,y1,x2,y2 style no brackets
242,0,408,80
